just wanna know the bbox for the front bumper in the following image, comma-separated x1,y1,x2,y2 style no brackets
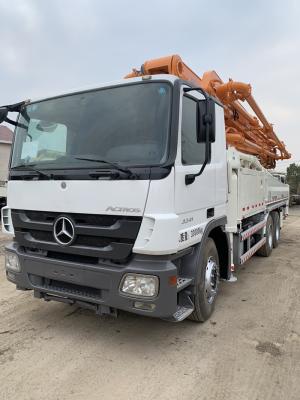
5,242,178,318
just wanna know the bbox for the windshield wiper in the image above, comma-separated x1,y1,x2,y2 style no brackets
74,157,135,177
11,164,53,179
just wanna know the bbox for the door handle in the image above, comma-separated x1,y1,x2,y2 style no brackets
207,208,214,218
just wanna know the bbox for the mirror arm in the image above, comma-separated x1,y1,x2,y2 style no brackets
5,117,18,127
0,100,29,128
185,95,210,185
183,86,208,100
185,122,210,185
5,100,27,112
4,117,27,130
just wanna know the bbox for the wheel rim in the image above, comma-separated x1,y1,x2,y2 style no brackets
205,256,219,304
268,225,273,248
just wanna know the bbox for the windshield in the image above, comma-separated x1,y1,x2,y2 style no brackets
11,82,171,170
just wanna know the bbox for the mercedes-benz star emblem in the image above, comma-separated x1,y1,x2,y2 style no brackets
53,216,75,246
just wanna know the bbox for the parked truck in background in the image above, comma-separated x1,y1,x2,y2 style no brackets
0,126,12,209
0,55,291,322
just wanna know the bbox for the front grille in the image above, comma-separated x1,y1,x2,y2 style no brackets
12,209,142,263
25,210,140,227
30,230,115,248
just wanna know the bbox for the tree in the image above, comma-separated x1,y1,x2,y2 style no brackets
287,163,300,195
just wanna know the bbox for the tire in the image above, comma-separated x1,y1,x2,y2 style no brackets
272,212,280,248
189,238,220,322
257,214,273,257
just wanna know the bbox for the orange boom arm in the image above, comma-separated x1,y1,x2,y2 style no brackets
125,55,291,169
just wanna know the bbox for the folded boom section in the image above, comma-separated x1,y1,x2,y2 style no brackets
125,54,291,169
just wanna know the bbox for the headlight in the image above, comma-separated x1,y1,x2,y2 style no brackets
120,274,159,298
5,251,21,272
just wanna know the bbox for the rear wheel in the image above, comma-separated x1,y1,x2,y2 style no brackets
272,212,280,248
257,214,273,257
189,238,220,322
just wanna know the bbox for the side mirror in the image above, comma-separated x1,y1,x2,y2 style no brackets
0,107,8,124
196,99,215,143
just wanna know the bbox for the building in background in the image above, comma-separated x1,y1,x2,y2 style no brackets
0,126,13,208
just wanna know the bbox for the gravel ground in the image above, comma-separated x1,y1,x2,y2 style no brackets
0,208,299,400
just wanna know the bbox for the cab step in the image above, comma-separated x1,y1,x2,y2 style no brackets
164,305,194,322
177,277,193,292
163,290,194,322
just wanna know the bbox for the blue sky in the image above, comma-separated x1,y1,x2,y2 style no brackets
0,0,299,169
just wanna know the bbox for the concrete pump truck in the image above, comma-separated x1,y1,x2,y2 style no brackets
0,55,290,322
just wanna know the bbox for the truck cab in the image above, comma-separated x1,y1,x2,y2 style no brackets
1,75,231,321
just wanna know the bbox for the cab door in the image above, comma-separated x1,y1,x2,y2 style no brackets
174,87,226,223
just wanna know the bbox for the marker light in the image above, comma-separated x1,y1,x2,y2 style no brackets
134,301,156,311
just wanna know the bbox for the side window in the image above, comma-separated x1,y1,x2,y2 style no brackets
181,96,206,165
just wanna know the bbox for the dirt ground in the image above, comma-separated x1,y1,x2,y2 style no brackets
0,208,299,400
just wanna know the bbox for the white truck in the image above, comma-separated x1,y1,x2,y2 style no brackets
0,65,289,322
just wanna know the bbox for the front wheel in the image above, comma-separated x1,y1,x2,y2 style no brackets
189,238,220,322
